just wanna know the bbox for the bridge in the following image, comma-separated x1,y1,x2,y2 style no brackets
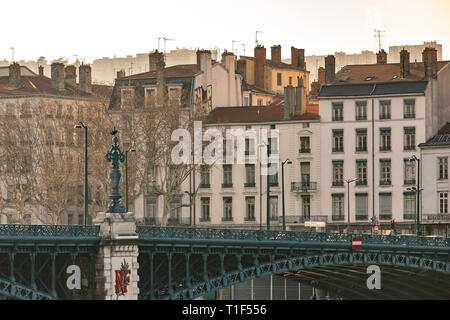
1,223,449,300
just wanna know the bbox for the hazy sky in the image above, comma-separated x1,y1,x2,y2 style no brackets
1,0,449,63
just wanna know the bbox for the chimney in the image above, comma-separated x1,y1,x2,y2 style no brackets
318,67,325,85
149,50,165,72
197,50,213,87
221,51,235,74
38,65,44,76
423,47,438,79
325,55,335,84
51,62,65,90
376,49,387,64
291,47,305,69
400,48,410,78
283,85,295,120
79,64,92,93
295,77,307,116
8,62,21,89
117,69,126,78
156,60,166,106
254,46,266,90
64,65,77,88
236,59,246,78
271,45,281,65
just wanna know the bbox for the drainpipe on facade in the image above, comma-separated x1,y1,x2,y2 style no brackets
370,84,377,235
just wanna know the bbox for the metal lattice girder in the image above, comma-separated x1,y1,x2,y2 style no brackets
0,277,56,300
0,224,100,239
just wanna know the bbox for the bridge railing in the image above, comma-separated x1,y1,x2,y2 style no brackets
136,226,450,248
0,224,100,238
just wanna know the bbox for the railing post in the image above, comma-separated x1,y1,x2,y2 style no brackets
9,249,15,282
168,252,173,297
50,251,57,298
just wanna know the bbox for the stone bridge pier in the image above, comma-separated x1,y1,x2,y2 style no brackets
93,211,139,300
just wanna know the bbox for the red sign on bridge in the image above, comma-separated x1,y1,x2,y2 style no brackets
352,237,362,249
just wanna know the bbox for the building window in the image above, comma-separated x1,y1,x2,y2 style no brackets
380,128,391,151
67,213,74,225
439,157,448,180
302,195,311,220
404,159,416,185
257,99,263,106
379,193,392,220
380,159,391,185
356,128,367,152
245,164,256,187
404,99,415,118
404,127,415,150
299,136,311,153
200,165,210,188
245,138,255,155
268,163,278,186
169,87,181,106
144,197,156,223
145,88,156,107
200,197,210,221
303,122,310,128
355,194,368,220
244,96,249,106
356,160,367,185
300,162,311,186
332,194,344,220
121,88,135,107
169,197,181,223
332,102,343,121
404,193,416,219
223,197,233,221
332,129,344,152
245,197,255,221
439,192,448,214
222,164,233,187
78,213,84,225
288,76,292,85
277,73,282,86
270,196,278,220
379,100,391,119
268,137,278,155
355,101,367,120
332,161,344,187
223,138,232,158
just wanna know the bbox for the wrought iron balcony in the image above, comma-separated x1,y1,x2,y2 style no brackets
298,148,311,154
423,214,450,222
332,215,345,221
244,216,256,222
332,181,344,187
355,147,367,152
221,217,233,222
280,215,328,224
332,116,344,121
404,179,416,185
244,182,256,188
222,183,233,188
404,113,416,119
379,180,391,186
332,147,344,153
379,146,391,151
355,215,368,221
379,214,392,220
199,183,210,188
199,217,211,222
355,115,367,121
403,214,415,220
291,181,317,192
0,224,100,238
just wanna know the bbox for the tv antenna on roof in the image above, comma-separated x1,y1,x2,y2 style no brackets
374,30,385,52
9,47,14,62
232,40,240,55
162,38,175,54
255,31,263,47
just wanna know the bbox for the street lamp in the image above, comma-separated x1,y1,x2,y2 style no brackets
409,155,421,236
125,147,136,212
345,178,357,234
281,159,292,231
74,122,88,225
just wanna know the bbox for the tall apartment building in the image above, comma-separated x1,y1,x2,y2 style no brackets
318,47,450,234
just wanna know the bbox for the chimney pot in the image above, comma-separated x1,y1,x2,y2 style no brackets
117,69,125,78
64,65,77,88
423,47,438,79
79,64,92,93
400,49,410,78
325,55,335,84
376,49,387,64
38,65,44,76
8,62,21,89
149,50,165,72
254,46,266,90
51,62,65,90
291,47,305,69
271,45,282,65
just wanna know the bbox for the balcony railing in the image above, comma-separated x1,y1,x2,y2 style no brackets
379,214,392,220
280,215,328,224
423,214,450,222
404,113,416,119
199,183,210,188
222,217,233,222
355,147,367,152
355,215,368,221
404,179,416,185
244,182,256,188
379,180,391,186
199,217,210,222
403,214,415,220
332,215,345,221
379,146,391,151
332,116,344,121
332,147,344,153
332,181,344,187
299,148,311,154
291,181,317,192
222,183,233,188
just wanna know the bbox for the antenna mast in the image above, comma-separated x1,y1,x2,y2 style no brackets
374,30,385,52
255,31,263,47
232,40,240,55
9,47,14,62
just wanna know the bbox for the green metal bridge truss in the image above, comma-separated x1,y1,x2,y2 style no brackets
0,224,449,299
136,226,450,300
0,224,100,300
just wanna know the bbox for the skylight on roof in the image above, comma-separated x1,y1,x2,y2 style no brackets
364,76,375,81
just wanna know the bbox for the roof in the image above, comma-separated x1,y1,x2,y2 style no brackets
121,64,199,80
245,83,278,96
318,81,429,98
204,101,319,125
332,61,449,85
0,65,37,77
419,123,450,147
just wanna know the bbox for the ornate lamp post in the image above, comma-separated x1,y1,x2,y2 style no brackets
125,147,136,212
106,128,126,214
281,159,292,231
75,122,88,225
